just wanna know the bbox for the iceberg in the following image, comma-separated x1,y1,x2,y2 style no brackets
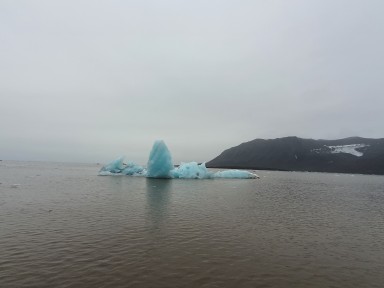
99,157,125,174
122,162,147,176
171,162,214,179
213,170,258,179
99,159,146,176
99,140,259,179
147,140,174,178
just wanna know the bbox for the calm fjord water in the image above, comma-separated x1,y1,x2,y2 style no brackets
1,161,384,287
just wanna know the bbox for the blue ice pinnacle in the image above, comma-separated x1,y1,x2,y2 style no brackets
147,140,174,178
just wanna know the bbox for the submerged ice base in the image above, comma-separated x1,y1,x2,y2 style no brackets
99,140,259,179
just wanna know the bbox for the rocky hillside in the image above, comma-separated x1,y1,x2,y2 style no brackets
206,137,384,175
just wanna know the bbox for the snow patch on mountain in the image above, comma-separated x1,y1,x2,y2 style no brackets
312,144,369,157
327,144,369,157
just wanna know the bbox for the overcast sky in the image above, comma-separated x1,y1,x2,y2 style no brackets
1,0,383,164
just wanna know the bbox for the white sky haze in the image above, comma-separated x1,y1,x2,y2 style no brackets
1,0,383,164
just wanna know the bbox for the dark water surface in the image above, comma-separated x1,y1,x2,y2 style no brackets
1,161,384,287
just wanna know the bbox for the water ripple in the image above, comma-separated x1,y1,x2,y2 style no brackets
1,162,384,287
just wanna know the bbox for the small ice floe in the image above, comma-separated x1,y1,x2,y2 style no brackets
10,184,21,188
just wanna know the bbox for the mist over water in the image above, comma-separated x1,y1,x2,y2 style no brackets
1,161,384,287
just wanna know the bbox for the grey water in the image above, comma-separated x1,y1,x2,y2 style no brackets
1,161,384,288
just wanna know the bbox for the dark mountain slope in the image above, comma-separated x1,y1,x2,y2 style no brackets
206,137,384,175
